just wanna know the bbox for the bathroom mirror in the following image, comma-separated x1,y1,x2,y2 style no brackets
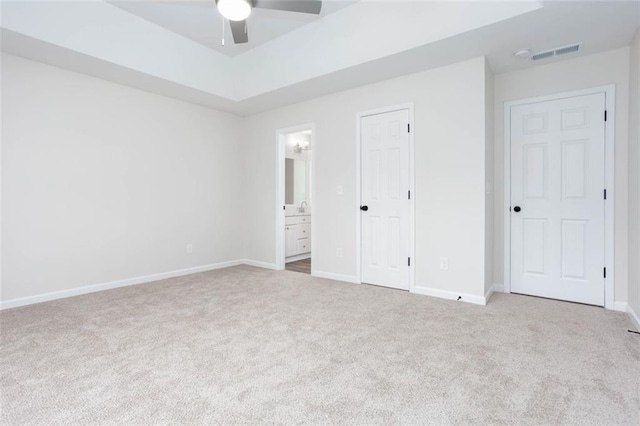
285,158,308,205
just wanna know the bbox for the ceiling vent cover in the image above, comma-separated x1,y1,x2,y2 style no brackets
531,50,555,61
531,43,582,61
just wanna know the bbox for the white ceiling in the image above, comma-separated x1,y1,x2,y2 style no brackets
109,0,358,57
2,1,639,115
485,0,640,74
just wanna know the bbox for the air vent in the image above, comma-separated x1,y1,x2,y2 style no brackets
530,43,582,61
531,51,555,61
555,44,581,56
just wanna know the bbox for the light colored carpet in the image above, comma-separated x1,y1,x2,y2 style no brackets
1,265,638,425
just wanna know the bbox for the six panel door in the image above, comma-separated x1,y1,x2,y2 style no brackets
360,109,410,290
510,93,606,306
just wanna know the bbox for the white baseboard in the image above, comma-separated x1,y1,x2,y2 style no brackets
0,259,245,310
609,301,640,330
626,304,640,331
311,270,360,284
242,259,280,270
484,285,495,304
484,283,505,304
413,285,487,306
612,301,628,312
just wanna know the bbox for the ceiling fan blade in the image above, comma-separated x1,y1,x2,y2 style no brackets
253,0,322,15
229,19,248,44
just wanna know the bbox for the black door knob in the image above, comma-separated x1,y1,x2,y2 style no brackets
360,205,369,211
513,206,521,212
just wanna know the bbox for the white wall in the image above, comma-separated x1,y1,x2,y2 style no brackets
3,46,634,311
1,54,244,302
243,57,492,300
0,52,3,301
493,48,631,305
628,30,640,320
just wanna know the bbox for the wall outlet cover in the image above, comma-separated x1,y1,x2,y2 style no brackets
439,257,448,270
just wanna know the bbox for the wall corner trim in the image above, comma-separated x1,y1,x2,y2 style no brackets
483,284,504,305
612,301,628,312
611,301,640,330
625,304,640,331
492,284,505,293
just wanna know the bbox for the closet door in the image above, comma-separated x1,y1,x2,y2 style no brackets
360,108,410,291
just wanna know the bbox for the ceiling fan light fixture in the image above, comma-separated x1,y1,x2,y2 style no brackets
217,0,252,21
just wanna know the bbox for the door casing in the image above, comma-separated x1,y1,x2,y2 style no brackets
503,85,616,309
356,103,415,292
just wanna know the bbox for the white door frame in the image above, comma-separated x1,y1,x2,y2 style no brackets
276,123,316,271
356,103,415,292
503,85,615,309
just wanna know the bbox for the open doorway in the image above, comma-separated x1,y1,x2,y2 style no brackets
276,124,314,274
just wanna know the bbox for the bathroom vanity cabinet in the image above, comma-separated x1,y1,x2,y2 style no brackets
285,214,311,261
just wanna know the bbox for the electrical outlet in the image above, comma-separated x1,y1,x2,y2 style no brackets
337,185,344,195
187,244,193,254
440,257,449,270
336,248,343,258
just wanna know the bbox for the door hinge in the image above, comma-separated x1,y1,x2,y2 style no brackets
408,190,411,200
604,267,607,278
283,205,285,210
407,123,410,133
604,110,607,122
408,257,411,266
604,189,607,200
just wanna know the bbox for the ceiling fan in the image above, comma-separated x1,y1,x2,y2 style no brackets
215,0,323,44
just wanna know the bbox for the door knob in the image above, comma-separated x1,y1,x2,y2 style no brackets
513,206,521,212
360,205,369,211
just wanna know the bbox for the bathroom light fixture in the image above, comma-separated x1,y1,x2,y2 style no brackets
216,0,252,21
294,140,310,153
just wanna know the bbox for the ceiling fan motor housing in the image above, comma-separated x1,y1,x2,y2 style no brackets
216,0,253,22
218,0,324,43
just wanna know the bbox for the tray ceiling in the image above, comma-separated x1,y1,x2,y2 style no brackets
109,0,357,57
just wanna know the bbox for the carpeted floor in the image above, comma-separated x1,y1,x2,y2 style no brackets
1,265,638,425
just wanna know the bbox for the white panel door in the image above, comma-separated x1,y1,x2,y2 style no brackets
361,109,410,290
510,93,606,306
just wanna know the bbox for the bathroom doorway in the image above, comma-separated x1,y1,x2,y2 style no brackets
276,124,314,274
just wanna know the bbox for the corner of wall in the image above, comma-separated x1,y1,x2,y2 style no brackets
0,52,3,303
239,116,251,262
484,58,495,295
627,27,640,318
